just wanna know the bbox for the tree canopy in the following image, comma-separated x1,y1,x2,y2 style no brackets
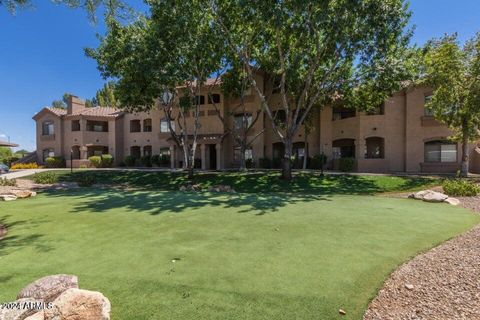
423,32,480,176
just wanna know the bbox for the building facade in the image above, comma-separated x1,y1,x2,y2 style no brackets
33,81,480,174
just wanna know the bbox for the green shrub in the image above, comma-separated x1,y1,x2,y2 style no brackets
88,156,102,168
272,158,282,169
443,179,480,197
0,177,16,186
151,155,160,167
246,158,254,168
339,157,355,172
101,154,114,168
141,155,152,167
75,173,97,187
309,153,327,170
32,172,58,184
124,156,136,167
45,156,65,168
0,156,20,167
258,157,271,169
159,155,170,167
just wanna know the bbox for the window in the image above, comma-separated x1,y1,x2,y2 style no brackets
233,147,253,162
208,94,221,104
71,120,80,131
42,149,54,161
234,113,253,130
366,103,385,116
425,140,457,163
424,95,434,116
42,121,54,135
86,120,108,132
332,139,355,159
130,120,141,132
332,107,356,120
365,137,385,159
143,119,152,132
159,147,170,156
143,145,152,156
194,95,205,105
160,119,175,133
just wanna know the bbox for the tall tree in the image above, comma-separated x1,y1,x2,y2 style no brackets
208,63,264,171
423,33,480,177
87,0,224,179
51,92,73,109
209,0,414,180
95,82,118,107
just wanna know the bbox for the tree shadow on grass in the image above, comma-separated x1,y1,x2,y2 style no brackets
43,188,332,216
0,215,53,257
54,170,435,195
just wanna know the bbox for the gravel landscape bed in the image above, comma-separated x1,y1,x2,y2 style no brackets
364,193,480,320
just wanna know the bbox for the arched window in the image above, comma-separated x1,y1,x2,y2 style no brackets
130,146,141,159
332,139,355,159
425,140,457,162
143,119,152,132
143,145,152,156
365,137,385,159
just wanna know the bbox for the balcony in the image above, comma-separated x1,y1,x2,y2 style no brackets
40,134,55,141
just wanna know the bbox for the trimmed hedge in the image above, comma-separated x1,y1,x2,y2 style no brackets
339,157,355,172
443,179,480,197
45,156,65,168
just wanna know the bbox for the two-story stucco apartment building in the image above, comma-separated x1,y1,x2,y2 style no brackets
33,77,480,174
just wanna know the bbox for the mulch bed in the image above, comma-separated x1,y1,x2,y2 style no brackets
364,193,480,320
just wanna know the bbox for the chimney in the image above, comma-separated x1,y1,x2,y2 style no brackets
66,95,85,115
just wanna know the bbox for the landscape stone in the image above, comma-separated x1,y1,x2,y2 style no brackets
17,274,79,303
44,288,111,320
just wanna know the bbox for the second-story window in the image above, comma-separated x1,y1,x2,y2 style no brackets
208,94,221,104
71,120,80,131
194,95,205,105
143,119,152,132
160,119,175,133
234,113,253,130
332,107,356,120
86,120,108,132
130,120,141,132
42,121,54,135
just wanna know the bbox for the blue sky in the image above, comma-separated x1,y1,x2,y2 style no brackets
0,0,479,151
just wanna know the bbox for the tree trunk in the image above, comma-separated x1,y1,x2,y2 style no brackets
281,139,293,180
302,127,308,170
461,127,469,177
239,144,247,171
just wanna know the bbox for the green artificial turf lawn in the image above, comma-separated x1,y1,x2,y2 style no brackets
0,189,478,319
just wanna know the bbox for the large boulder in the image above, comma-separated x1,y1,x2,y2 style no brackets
0,194,17,201
25,311,45,320
0,298,43,320
17,275,78,303
44,288,111,320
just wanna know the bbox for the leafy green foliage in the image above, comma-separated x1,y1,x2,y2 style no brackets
75,172,97,187
88,156,102,168
101,154,114,167
443,179,480,197
309,154,327,170
32,172,58,184
45,156,65,168
123,156,136,167
0,177,16,186
423,32,480,175
339,157,355,172
95,82,118,107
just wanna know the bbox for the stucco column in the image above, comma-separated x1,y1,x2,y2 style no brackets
215,143,222,170
200,144,206,170
80,146,88,160
169,145,175,169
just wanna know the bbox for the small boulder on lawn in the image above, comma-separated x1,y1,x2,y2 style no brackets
0,194,17,201
44,288,111,320
409,190,448,203
17,274,78,303
444,197,460,206
8,190,37,199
